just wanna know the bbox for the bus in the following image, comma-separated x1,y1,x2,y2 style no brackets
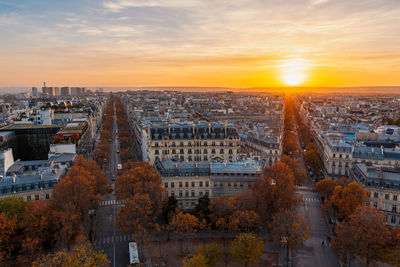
129,242,140,266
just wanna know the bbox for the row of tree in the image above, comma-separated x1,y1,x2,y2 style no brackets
114,97,134,164
314,177,400,266
93,99,114,168
0,156,110,266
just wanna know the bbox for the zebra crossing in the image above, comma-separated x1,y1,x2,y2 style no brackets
295,185,314,191
303,197,322,204
94,234,132,246
99,199,126,207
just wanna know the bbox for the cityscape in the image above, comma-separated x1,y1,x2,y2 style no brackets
1,1,400,267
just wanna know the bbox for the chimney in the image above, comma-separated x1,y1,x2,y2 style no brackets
40,171,44,180
12,173,16,183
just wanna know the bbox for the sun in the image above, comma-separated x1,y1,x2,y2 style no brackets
278,57,310,86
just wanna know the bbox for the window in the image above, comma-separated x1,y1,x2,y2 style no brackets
35,195,39,200
220,141,224,146
171,182,174,188
373,202,377,207
192,181,195,187
391,216,396,224
220,149,224,154
179,190,183,197
394,195,398,201
199,181,203,187
155,150,159,155
234,182,237,187
228,182,231,187
171,191,175,197
185,181,189,187
204,149,208,154
191,190,195,197
205,181,209,187
385,194,390,200
45,193,49,200
393,205,397,213
179,182,183,188
212,149,216,154
164,182,168,188
27,196,31,200
205,190,209,196
199,191,203,196
374,192,379,198
185,190,189,197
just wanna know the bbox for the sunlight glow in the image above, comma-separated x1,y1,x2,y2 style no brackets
279,57,310,86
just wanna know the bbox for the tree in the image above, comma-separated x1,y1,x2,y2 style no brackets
194,195,210,223
314,177,347,201
183,253,208,267
209,195,234,226
230,190,256,211
21,200,59,262
230,233,264,267
119,148,133,164
162,196,179,224
0,213,21,265
0,197,27,220
332,206,391,267
252,162,298,221
228,210,261,234
330,182,367,220
32,242,109,267
117,194,158,261
100,129,112,141
270,210,310,266
280,155,306,184
383,227,400,266
115,162,165,217
197,243,223,267
168,212,200,254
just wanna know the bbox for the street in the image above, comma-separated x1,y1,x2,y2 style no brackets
94,102,131,267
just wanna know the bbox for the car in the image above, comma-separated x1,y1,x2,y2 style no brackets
112,175,116,181
117,164,122,170
117,150,120,153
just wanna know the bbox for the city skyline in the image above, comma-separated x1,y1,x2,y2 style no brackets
1,0,400,88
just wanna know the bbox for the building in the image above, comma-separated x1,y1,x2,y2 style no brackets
32,87,38,97
0,153,74,201
147,122,240,164
70,87,82,96
156,157,262,209
42,87,55,97
61,87,70,96
351,162,400,226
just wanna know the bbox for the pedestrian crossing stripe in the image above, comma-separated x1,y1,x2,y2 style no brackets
303,197,321,203
295,185,314,191
95,234,132,246
99,199,126,206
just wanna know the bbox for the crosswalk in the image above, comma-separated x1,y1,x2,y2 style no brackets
99,199,126,207
295,185,314,191
303,197,322,204
94,234,132,246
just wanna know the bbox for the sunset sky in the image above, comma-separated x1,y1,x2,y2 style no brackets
1,0,400,88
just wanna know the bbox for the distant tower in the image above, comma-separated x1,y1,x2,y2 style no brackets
44,81,46,87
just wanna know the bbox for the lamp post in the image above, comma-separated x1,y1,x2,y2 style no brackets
281,235,289,267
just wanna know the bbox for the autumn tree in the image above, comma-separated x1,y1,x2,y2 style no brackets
230,233,264,267
162,195,179,223
194,194,210,223
280,155,306,184
314,177,347,201
270,210,310,266
115,162,165,217
168,212,200,254
119,148,133,164
330,182,368,220
229,210,262,234
0,213,21,265
209,195,234,227
0,197,27,220
32,242,109,267
332,206,391,267
305,142,323,178
383,227,400,266
117,194,159,260
231,190,256,211
183,253,208,267
252,162,298,221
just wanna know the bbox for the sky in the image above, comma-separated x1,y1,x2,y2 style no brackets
1,0,400,88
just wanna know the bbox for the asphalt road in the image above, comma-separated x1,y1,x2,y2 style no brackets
94,102,131,267
292,121,340,267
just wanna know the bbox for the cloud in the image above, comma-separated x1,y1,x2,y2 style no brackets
103,0,197,11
